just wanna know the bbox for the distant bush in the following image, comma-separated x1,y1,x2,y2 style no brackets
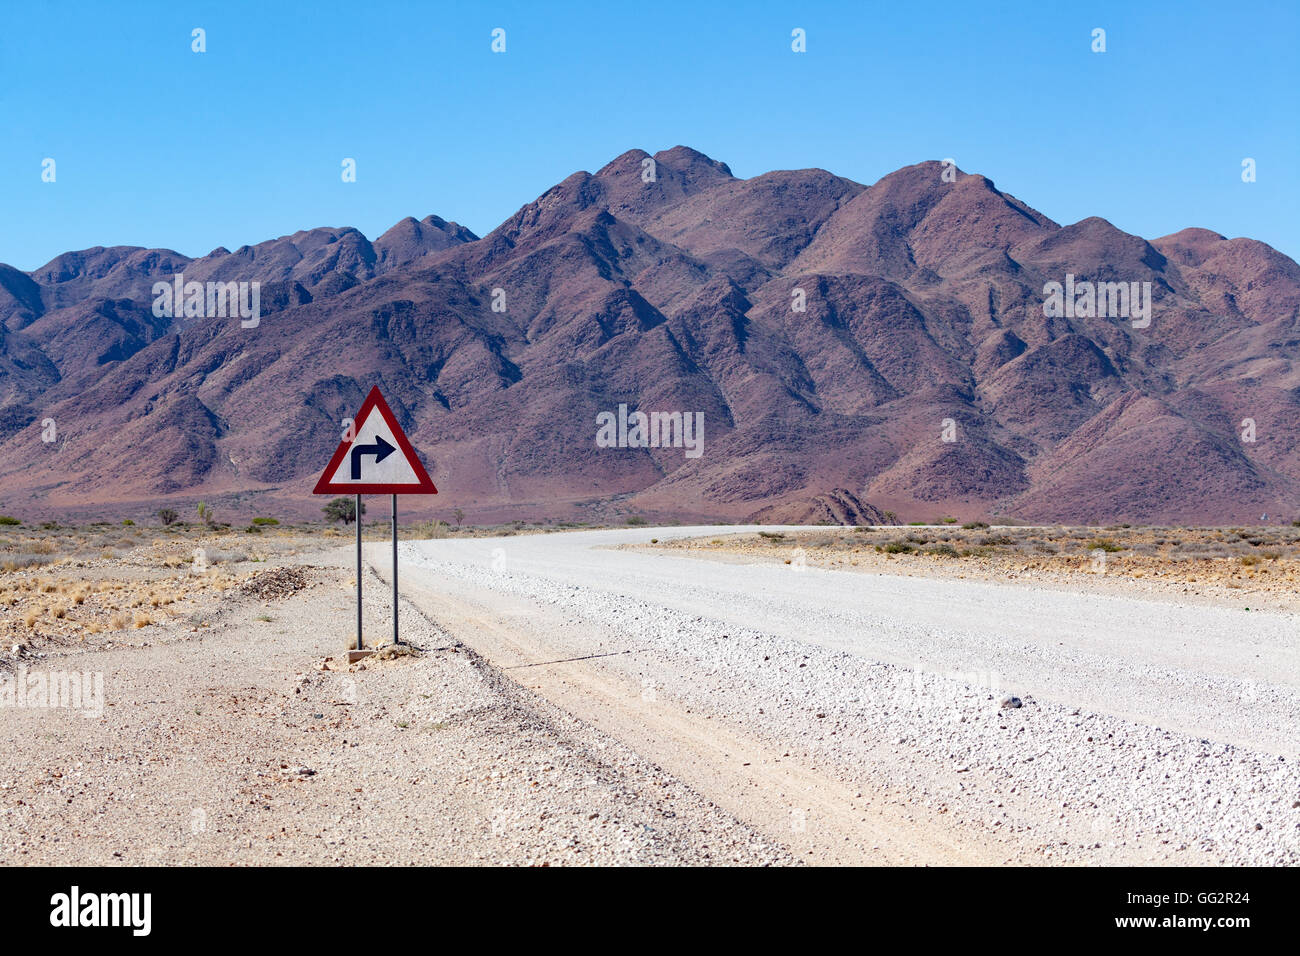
0,515,21,526
1088,538,1124,553
1,554,53,570
625,516,648,526
411,520,449,539
322,498,363,524
758,531,785,541
157,508,179,526
882,541,915,554
121,519,135,526
926,544,960,558
962,521,989,530
251,517,279,526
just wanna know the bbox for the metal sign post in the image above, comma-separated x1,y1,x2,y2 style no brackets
355,493,363,651
391,494,399,645
314,386,438,653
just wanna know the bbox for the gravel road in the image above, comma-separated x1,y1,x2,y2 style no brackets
396,526,1300,865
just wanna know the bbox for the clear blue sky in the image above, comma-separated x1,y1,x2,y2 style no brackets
2,0,1296,271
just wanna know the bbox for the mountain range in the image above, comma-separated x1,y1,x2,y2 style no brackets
2,145,1298,525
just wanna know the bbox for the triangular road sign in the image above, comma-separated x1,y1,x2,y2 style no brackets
313,386,438,495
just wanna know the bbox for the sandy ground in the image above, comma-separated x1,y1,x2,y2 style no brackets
0,543,791,865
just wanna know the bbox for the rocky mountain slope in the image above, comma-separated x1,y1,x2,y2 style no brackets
1,146,1297,524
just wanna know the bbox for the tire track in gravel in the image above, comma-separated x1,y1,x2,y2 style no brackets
393,573,1006,865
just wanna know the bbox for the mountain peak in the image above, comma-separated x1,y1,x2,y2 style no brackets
653,145,734,181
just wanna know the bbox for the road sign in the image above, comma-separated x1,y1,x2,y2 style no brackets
312,386,437,495
313,386,437,651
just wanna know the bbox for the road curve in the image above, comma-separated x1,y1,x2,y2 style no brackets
375,526,1300,864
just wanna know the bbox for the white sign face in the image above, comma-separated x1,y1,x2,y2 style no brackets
324,404,421,487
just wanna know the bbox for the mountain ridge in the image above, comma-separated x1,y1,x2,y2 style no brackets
1,145,1297,525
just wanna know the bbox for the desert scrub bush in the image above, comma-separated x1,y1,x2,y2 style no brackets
882,541,915,554
207,549,249,564
0,516,21,526
978,534,1015,546
251,517,279,526
925,544,959,558
758,531,785,541
625,515,648,526
1088,538,1125,552
961,521,989,530
2,554,54,571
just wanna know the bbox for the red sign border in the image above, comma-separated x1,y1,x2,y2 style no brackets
312,386,438,495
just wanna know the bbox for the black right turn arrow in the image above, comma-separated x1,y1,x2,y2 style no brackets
350,435,396,479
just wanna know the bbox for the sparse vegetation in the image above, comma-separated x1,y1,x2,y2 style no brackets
645,524,1300,604
157,508,178,526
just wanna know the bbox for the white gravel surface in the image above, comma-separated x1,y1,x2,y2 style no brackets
399,526,1300,865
